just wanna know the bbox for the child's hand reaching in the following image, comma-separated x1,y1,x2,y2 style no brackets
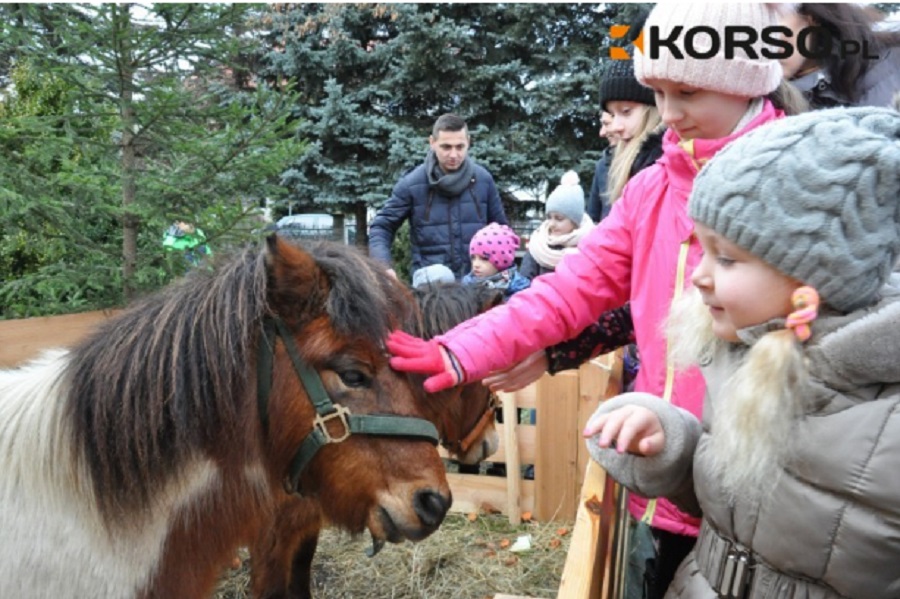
583,405,665,456
386,330,463,393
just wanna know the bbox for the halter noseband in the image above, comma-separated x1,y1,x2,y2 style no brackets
257,316,439,495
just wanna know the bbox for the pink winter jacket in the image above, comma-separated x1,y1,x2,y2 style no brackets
437,100,784,536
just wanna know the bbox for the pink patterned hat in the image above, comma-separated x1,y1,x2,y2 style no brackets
469,223,520,271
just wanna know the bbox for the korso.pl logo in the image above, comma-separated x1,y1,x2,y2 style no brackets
609,24,879,61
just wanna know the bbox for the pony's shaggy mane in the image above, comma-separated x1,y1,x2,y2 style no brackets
410,283,503,339
307,241,415,342
64,239,413,521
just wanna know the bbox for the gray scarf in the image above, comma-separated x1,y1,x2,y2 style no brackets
425,149,475,196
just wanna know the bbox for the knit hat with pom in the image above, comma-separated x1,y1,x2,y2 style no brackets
634,2,783,98
469,223,520,271
689,106,900,313
546,170,586,226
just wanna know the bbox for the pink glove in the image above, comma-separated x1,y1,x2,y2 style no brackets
386,330,463,393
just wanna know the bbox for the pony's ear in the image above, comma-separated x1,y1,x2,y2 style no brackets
265,234,328,321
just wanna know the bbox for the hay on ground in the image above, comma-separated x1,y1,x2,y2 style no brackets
215,512,573,599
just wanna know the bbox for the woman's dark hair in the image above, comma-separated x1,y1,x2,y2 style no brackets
797,3,900,103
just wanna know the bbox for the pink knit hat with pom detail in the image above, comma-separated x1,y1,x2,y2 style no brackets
469,223,520,271
634,2,784,98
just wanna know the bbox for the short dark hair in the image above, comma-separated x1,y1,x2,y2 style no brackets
432,113,468,137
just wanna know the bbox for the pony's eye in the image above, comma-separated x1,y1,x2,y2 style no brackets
338,369,370,388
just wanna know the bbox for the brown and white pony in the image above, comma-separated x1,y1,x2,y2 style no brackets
249,282,505,599
0,237,451,599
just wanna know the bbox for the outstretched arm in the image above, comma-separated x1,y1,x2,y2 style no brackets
482,349,548,393
547,304,635,374
482,303,635,393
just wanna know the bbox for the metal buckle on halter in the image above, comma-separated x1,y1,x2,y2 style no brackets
313,404,352,443
717,547,754,599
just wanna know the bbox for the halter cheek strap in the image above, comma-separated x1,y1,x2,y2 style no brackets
442,392,499,456
785,286,820,342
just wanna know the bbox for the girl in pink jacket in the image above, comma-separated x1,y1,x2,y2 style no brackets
389,3,803,596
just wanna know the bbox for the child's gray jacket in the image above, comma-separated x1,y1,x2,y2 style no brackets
588,285,900,598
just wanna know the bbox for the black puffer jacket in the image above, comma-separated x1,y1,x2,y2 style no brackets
368,162,508,279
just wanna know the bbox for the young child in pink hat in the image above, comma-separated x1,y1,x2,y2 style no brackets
462,223,530,300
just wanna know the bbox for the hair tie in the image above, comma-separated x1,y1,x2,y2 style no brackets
786,286,820,342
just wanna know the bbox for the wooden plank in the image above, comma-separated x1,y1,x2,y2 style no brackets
534,370,579,521
575,360,608,492
446,473,534,517
442,352,623,526
575,353,623,494
511,380,537,409
0,310,119,368
500,390,522,525
556,461,617,599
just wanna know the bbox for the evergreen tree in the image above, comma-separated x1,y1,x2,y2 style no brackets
0,3,299,314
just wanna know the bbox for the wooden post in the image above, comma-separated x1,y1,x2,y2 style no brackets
499,390,522,525
575,352,623,493
534,370,579,521
575,359,608,493
556,460,618,599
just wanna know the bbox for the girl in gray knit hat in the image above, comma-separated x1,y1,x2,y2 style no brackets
584,106,900,599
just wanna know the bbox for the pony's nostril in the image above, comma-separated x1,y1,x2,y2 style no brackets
413,489,450,527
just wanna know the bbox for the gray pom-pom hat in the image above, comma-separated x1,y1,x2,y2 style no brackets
689,106,900,313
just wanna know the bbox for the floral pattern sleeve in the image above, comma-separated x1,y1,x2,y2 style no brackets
546,303,635,374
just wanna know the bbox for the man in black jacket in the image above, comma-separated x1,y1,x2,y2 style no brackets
368,113,508,280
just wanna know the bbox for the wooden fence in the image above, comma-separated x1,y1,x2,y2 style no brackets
444,351,623,524
0,309,120,368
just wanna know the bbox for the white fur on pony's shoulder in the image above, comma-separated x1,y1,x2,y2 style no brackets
0,350,221,598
